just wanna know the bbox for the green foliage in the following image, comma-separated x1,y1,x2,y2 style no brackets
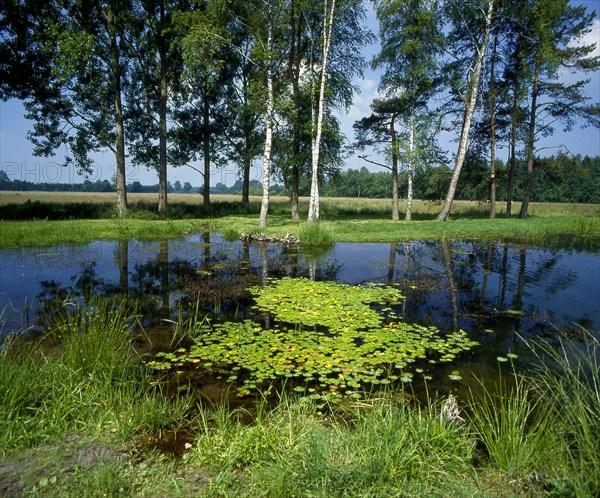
0,299,190,449
151,278,478,398
48,299,138,377
530,332,600,496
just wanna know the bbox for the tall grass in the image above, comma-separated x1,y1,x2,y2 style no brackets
188,394,477,497
0,298,192,449
298,222,334,246
530,331,600,496
467,371,559,478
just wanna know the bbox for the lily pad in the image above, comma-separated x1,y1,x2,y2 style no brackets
148,278,479,399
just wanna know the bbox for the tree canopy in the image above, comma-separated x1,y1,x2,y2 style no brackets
1,0,597,220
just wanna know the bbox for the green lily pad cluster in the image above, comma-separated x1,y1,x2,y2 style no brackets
250,277,404,332
150,278,478,399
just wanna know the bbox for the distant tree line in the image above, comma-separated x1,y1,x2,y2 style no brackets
0,171,288,196
321,155,600,204
3,154,597,204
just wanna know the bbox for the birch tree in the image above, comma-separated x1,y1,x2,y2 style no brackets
437,0,495,221
277,0,369,222
307,0,335,222
373,0,443,221
258,0,275,228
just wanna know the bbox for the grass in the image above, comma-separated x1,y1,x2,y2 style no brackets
1,192,599,247
529,331,600,496
0,299,192,451
1,296,598,495
298,222,335,246
467,371,558,478
190,394,478,497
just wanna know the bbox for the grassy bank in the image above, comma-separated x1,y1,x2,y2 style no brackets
1,300,598,496
0,192,599,247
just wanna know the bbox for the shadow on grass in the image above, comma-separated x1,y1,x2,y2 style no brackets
0,198,507,222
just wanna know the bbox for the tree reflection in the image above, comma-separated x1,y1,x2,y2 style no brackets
4,235,593,343
441,240,459,331
118,239,128,299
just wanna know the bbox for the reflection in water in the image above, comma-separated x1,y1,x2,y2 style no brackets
118,239,128,299
1,236,598,364
441,240,459,332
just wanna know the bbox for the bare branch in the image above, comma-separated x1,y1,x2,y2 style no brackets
358,155,392,171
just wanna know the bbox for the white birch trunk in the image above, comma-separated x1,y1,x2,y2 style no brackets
258,7,274,229
406,110,415,221
437,0,494,221
308,0,335,223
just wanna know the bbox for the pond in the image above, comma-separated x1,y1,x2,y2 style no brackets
1,233,598,397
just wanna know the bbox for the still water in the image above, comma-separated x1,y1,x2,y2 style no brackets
1,233,598,390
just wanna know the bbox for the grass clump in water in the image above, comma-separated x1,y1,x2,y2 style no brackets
298,222,334,246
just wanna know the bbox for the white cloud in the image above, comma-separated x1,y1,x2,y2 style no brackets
576,17,600,57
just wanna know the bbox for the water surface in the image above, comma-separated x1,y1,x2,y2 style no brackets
1,233,598,392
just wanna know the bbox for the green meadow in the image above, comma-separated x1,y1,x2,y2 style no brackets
1,192,598,247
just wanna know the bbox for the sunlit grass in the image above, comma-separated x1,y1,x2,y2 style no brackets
188,393,477,497
467,372,559,478
529,331,600,496
298,222,334,246
0,298,192,449
1,192,599,247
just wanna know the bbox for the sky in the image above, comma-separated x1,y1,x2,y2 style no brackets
0,1,599,187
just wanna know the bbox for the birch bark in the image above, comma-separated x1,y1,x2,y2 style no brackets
437,0,494,221
259,4,274,229
308,0,336,223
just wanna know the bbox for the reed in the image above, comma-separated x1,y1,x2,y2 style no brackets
529,331,600,496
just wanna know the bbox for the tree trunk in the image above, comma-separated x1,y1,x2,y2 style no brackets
505,36,524,218
288,0,302,222
107,4,127,218
308,0,335,223
506,89,518,218
158,10,168,214
242,155,250,204
390,115,399,221
202,90,210,208
489,31,498,219
519,52,540,219
406,109,415,221
259,10,274,229
437,0,494,221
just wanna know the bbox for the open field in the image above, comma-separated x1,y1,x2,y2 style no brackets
2,190,600,217
0,191,598,247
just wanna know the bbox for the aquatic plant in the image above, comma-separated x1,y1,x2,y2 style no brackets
150,278,478,398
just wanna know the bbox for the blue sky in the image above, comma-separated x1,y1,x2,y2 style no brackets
1,1,598,187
